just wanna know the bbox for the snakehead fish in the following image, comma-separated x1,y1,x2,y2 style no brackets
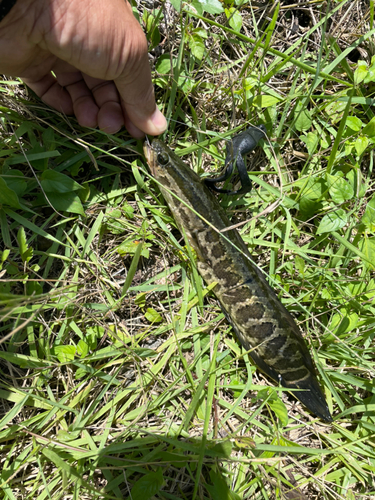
144,138,332,422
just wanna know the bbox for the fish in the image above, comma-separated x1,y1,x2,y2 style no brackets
144,138,332,422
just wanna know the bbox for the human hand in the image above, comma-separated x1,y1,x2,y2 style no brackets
0,0,167,137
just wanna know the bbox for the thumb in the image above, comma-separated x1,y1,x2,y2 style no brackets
114,11,166,136
118,65,167,137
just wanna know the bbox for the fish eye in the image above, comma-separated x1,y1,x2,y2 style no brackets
157,152,169,166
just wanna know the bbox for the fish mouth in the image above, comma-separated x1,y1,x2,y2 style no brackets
143,140,156,174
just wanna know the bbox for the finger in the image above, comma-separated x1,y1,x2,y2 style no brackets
55,71,99,129
116,56,167,136
22,73,74,115
119,78,167,137
83,76,124,134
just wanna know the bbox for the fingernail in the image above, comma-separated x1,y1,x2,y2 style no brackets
151,107,167,134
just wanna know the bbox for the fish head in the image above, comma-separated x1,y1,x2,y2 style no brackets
143,138,203,194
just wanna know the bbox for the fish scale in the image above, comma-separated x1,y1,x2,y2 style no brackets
144,138,332,422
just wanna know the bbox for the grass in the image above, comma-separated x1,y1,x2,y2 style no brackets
1,0,375,498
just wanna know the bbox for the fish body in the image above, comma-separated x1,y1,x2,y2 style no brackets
144,139,332,422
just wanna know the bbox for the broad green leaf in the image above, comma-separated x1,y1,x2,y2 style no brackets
294,177,327,200
362,194,375,231
207,440,232,458
134,292,146,308
331,311,358,335
327,174,354,203
0,249,10,263
104,208,126,235
54,345,76,363
321,288,332,300
299,198,323,220
363,117,375,138
122,203,135,219
319,130,330,149
178,71,194,93
294,101,312,131
150,26,161,52
130,468,164,500
258,388,288,426
189,1,203,14
77,340,89,358
41,170,83,193
193,27,208,39
145,308,163,323
344,141,354,156
3,170,27,197
47,192,85,215
268,396,288,426
300,132,319,155
346,169,366,198
0,177,20,208
242,76,258,91
324,99,346,124
86,326,102,349
230,378,243,398
294,255,305,275
358,237,375,268
225,7,242,32
354,60,368,85
355,135,369,156
26,280,43,295
155,54,172,74
192,0,224,14
346,116,363,132
131,5,140,21
316,209,348,234
189,33,205,60
169,0,182,11
255,94,282,108
117,240,150,258
364,61,375,83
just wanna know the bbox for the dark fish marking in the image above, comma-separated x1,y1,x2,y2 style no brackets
267,333,288,351
255,322,275,338
211,242,225,259
282,368,310,382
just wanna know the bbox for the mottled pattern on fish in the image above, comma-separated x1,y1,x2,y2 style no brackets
144,139,332,422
